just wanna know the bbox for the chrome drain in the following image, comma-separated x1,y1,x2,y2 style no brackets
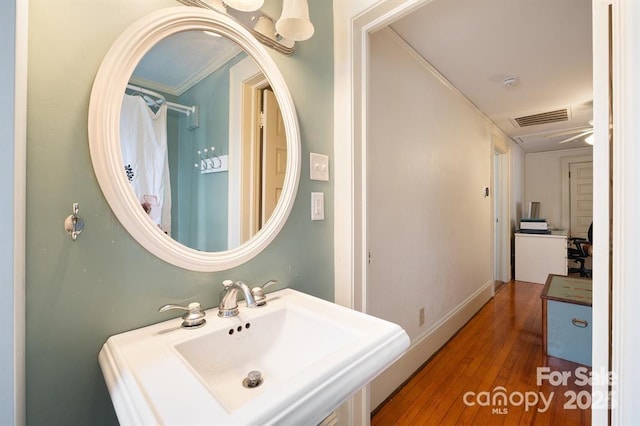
242,370,263,389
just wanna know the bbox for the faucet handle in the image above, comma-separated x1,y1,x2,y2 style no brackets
262,280,278,290
251,280,278,307
222,279,234,289
158,302,206,328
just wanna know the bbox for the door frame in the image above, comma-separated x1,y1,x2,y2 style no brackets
492,140,510,286
560,154,593,234
608,1,640,423
568,161,594,238
228,56,268,247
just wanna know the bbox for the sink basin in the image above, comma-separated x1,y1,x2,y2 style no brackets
175,304,359,412
99,288,409,425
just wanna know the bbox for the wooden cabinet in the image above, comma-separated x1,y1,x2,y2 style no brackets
515,231,568,284
541,274,592,366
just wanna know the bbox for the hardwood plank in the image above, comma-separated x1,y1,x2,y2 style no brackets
371,281,592,426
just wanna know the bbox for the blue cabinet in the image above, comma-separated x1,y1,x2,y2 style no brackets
541,275,592,366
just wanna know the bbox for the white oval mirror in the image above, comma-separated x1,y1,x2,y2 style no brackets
89,7,301,271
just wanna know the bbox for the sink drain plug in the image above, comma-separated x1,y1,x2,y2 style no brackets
242,370,263,389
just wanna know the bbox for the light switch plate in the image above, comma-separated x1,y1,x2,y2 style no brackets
311,192,324,220
310,153,329,181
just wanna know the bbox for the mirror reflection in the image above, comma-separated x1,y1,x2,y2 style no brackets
120,30,287,252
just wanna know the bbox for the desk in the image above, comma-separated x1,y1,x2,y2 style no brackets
541,274,592,366
515,230,568,284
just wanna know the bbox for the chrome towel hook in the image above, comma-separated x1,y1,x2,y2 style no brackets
64,202,84,241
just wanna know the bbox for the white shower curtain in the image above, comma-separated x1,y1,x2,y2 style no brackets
120,94,172,234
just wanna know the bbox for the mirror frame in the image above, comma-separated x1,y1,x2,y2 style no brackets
88,7,301,272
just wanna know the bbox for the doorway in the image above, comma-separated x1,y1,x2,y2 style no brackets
493,146,510,288
228,56,287,247
333,1,615,424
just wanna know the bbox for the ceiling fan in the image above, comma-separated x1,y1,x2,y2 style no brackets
557,120,594,145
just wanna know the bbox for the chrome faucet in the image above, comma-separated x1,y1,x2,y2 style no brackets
218,280,257,318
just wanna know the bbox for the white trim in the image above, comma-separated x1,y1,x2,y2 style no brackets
88,7,301,272
228,56,263,248
610,1,640,424
590,2,610,425
371,280,492,409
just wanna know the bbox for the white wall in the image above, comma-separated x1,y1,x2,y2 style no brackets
525,147,593,229
368,27,493,340
367,28,495,407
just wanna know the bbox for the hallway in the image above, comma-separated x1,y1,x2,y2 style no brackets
372,281,592,425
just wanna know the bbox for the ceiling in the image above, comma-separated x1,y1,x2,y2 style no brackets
389,0,593,153
134,0,593,153
130,5,267,97
131,30,242,96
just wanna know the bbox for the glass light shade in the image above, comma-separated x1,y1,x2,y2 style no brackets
254,16,295,48
275,0,314,41
253,16,277,41
224,0,264,12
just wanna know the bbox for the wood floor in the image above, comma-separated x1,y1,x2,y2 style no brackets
371,281,592,425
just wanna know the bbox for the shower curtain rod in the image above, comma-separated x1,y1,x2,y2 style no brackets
126,84,196,115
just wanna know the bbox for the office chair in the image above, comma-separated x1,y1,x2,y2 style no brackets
568,223,593,278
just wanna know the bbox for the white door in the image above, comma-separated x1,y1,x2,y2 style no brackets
261,88,287,226
569,161,593,239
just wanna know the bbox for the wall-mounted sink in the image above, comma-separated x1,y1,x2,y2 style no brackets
99,288,409,425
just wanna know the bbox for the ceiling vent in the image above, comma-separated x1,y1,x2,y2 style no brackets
511,108,570,128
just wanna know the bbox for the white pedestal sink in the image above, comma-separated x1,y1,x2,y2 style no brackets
99,288,409,425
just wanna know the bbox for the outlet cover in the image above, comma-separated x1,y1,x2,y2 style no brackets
311,192,324,220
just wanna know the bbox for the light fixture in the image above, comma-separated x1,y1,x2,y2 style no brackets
176,0,306,55
584,134,594,145
253,16,294,48
224,0,264,12
276,0,314,41
253,15,277,40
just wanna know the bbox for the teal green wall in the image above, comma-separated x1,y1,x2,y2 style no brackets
173,52,248,251
1,1,20,424
25,1,333,424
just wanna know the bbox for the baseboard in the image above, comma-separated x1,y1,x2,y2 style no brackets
370,280,493,410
